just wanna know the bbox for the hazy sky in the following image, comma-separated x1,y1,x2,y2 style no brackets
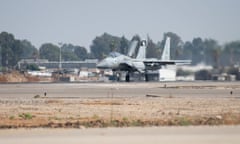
0,0,239,50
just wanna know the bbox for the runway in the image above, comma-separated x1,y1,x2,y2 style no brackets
0,81,239,99
0,126,240,144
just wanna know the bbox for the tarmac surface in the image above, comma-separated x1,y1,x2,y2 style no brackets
0,81,239,99
0,126,240,144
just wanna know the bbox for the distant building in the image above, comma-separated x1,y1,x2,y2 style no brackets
178,62,213,72
159,69,176,81
18,59,98,70
212,73,236,81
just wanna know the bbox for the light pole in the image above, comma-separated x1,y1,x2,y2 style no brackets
58,43,62,70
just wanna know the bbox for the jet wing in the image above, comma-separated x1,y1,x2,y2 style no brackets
171,60,192,65
143,59,191,70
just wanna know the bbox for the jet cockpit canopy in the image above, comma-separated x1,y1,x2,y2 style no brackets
108,52,121,58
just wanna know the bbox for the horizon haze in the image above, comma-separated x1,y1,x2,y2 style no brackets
0,0,240,49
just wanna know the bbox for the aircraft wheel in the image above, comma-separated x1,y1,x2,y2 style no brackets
145,73,149,82
126,73,130,82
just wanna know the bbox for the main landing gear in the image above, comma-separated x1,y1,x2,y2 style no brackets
125,72,130,82
125,71,149,82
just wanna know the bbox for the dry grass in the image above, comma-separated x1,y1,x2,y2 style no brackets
0,96,240,128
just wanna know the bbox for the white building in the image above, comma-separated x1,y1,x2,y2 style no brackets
158,65,176,81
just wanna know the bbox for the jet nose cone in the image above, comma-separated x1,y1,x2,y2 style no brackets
97,60,107,68
96,62,102,68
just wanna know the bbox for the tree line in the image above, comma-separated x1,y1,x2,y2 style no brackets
0,31,240,70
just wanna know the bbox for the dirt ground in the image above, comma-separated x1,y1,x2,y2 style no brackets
0,71,40,83
0,82,240,128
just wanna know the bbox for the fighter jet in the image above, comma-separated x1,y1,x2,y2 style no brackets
97,37,191,81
